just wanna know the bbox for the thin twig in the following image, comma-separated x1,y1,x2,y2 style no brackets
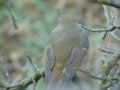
6,69,44,90
26,53,37,72
102,50,120,76
79,68,112,82
0,55,10,81
99,50,120,89
91,0,120,8
102,31,108,40
82,24,120,33
6,0,18,29
79,68,120,90
98,47,114,54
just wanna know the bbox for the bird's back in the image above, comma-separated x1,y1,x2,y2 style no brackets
49,22,88,64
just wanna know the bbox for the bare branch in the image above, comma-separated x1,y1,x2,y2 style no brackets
98,47,114,54
102,50,120,76
6,69,44,90
0,55,10,81
91,0,120,8
26,52,37,72
6,0,18,29
99,50,120,89
78,50,120,90
82,24,120,33
79,68,111,82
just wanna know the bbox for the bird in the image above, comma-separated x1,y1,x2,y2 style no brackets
42,14,89,90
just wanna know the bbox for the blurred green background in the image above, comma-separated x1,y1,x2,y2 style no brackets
0,0,120,90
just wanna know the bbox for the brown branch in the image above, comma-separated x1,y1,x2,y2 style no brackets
91,0,120,8
78,50,120,90
6,69,44,90
82,24,120,33
102,50,120,76
98,47,114,54
82,24,120,40
98,50,120,90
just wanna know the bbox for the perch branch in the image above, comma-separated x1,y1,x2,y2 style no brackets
6,69,44,90
82,24,120,33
